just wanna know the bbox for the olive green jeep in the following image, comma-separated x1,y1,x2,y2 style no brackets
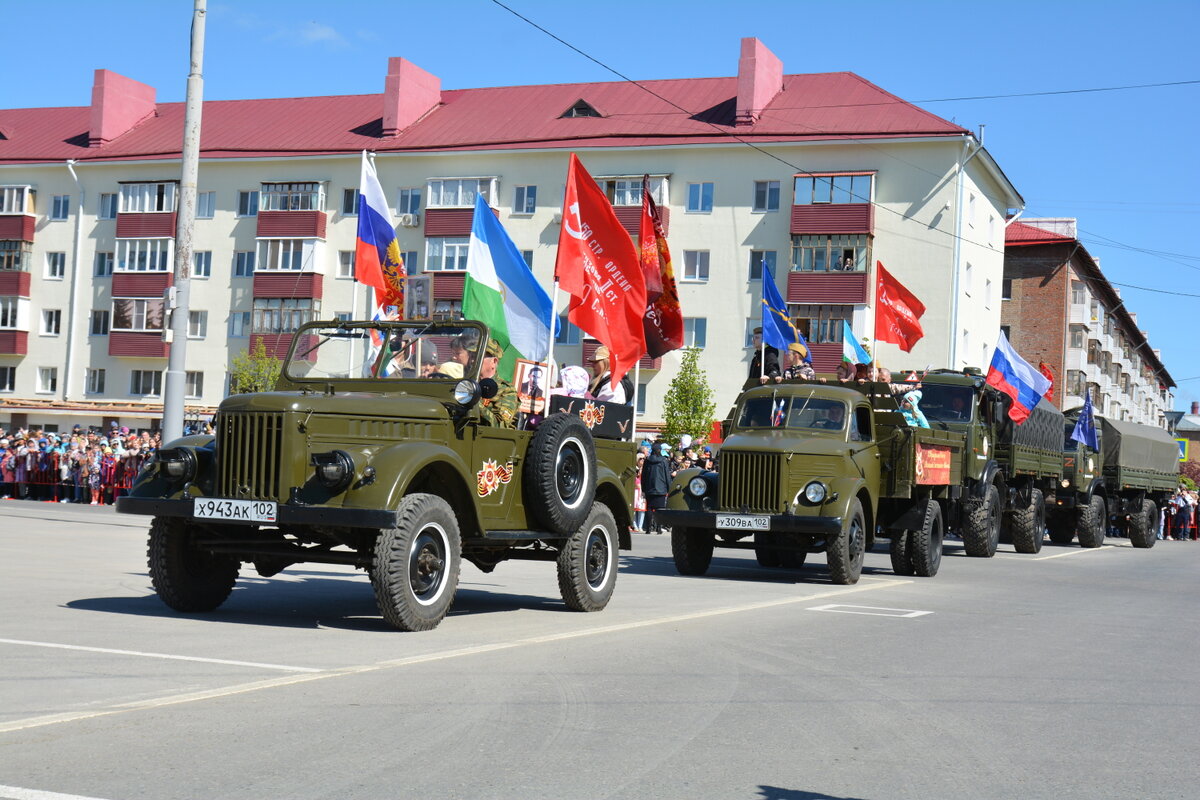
116,320,637,631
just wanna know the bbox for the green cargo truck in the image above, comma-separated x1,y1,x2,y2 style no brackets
116,320,637,631
658,381,966,584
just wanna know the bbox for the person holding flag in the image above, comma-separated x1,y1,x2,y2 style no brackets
754,272,801,383
985,330,1053,424
1071,388,1099,450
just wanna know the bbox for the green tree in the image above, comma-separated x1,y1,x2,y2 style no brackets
229,339,282,395
661,347,717,446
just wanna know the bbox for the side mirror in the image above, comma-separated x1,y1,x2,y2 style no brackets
479,378,499,400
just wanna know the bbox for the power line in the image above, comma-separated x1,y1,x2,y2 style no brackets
1108,280,1200,298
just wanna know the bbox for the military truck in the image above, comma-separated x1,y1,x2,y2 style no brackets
658,381,966,584
913,371,1066,556
116,320,637,631
1049,411,1178,549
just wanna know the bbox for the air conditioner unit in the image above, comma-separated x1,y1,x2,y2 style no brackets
397,213,420,228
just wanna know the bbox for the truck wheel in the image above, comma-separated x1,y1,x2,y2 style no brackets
372,494,461,631
671,526,714,576
779,548,809,569
1047,510,1076,545
911,501,944,578
1010,489,1046,554
754,538,783,568
828,499,866,585
558,503,618,611
148,516,240,612
1076,495,1107,549
1128,499,1157,549
889,532,916,576
962,484,1001,558
524,413,597,536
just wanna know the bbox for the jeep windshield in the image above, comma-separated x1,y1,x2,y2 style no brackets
281,320,485,382
737,395,847,431
918,383,975,423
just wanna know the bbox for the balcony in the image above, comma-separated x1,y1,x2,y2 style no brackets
582,339,661,371
1067,304,1092,327
787,271,869,304
1064,347,1086,372
112,272,172,298
0,330,28,356
0,215,35,241
790,204,873,235
0,271,31,298
109,331,169,358
256,210,327,239
116,212,177,238
250,333,317,363
252,273,323,300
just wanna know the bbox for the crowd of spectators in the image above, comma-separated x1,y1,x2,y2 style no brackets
630,435,717,534
1160,488,1199,540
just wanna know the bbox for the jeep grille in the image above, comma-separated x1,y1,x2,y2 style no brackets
718,451,784,513
218,412,284,500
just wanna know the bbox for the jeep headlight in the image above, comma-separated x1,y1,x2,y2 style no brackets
803,481,827,504
157,448,196,482
311,450,355,491
454,379,481,407
688,476,708,497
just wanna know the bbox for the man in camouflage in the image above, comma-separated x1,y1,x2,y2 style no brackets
477,338,518,428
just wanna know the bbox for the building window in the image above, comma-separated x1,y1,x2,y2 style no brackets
233,251,255,277
555,315,581,346
1069,326,1086,349
967,193,976,226
86,368,105,394
0,366,14,392
252,298,320,334
985,278,993,308
999,325,1011,340
237,191,259,217
193,251,211,278
338,251,355,279
790,234,868,272
964,263,973,296
426,178,495,208
116,239,172,272
521,250,534,268
94,252,114,277
0,298,17,328
41,309,61,335
432,299,464,320
792,305,851,344
749,250,777,281
0,241,32,271
513,185,537,214
402,250,418,271
0,186,34,214
90,310,110,335
228,311,251,337
596,176,667,207
121,183,176,213
185,371,204,399
112,298,165,332
46,252,66,279
1071,281,1087,305
188,310,208,339
636,384,647,416
683,318,707,348
98,193,118,219
1002,278,1013,300
753,180,780,212
130,370,163,396
261,182,324,212
794,174,872,205
398,188,421,214
51,194,70,220
257,239,314,271
686,182,714,213
681,251,710,282
196,191,216,219
341,188,359,215
38,367,57,393
425,237,470,271
334,312,352,323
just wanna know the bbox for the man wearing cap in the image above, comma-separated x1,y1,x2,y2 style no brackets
477,339,518,428
748,327,780,384
779,341,817,381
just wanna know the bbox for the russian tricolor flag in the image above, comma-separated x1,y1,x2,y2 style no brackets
985,331,1052,424
355,151,405,310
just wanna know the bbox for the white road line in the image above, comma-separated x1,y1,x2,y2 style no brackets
807,603,932,618
0,578,909,735
0,785,113,800
1033,545,1115,561
0,639,321,673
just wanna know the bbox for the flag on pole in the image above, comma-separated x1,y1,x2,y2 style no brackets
554,153,646,388
1071,388,1099,450
842,320,872,364
463,195,555,376
874,261,925,352
986,330,1053,424
1039,361,1056,403
761,272,804,355
639,177,683,358
355,151,405,310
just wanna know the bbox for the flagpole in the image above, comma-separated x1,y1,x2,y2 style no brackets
631,362,640,441
545,280,561,385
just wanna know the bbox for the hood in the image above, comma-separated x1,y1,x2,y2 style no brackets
722,429,848,456
219,390,448,420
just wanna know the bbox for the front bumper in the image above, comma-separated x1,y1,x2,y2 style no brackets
656,509,842,535
115,496,399,530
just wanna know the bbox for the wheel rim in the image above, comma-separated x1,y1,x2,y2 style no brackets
848,515,865,568
556,437,588,509
584,524,611,590
409,523,450,606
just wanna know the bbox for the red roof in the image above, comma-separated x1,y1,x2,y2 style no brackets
1005,220,1075,246
0,71,967,164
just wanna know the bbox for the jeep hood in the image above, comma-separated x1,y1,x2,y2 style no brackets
218,391,448,420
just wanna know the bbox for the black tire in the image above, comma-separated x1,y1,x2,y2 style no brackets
754,535,783,568
148,516,239,612
828,498,866,585
889,531,916,576
372,494,461,631
1076,494,1107,549
779,548,809,569
671,526,714,576
1047,509,1076,545
911,501,944,578
523,412,597,535
1128,499,1157,549
558,503,618,611
1010,489,1046,554
962,483,1001,558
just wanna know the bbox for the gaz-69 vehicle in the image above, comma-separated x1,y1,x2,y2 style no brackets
116,320,637,631
658,381,966,584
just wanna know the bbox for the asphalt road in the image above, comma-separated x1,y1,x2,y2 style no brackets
1,502,1197,800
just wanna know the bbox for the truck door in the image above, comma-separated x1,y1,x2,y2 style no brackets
850,405,881,504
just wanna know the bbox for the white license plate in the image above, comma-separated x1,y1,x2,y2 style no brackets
194,498,277,523
715,514,771,531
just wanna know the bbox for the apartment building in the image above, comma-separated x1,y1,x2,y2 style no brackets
0,38,1023,431
1002,219,1174,428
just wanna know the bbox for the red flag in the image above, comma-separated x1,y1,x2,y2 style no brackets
874,261,925,353
639,178,684,359
554,154,647,386
1039,361,1055,402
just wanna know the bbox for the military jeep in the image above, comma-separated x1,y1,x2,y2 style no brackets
116,320,637,631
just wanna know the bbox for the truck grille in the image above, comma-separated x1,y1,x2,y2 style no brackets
218,412,285,500
719,451,783,513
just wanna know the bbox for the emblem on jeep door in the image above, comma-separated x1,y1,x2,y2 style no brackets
476,459,515,497
579,401,606,429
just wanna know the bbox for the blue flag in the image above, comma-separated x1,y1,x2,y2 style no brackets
1071,389,1099,450
761,273,805,357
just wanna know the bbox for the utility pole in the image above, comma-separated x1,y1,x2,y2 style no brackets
163,0,206,440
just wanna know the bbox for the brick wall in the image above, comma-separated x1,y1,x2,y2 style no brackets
1002,243,1072,408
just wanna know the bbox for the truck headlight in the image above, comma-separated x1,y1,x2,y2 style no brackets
688,476,708,497
157,448,196,482
804,481,827,504
311,450,355,491
1061,478,1071,488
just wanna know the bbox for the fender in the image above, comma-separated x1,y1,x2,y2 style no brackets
971,459,1003,499
824,475,870,521
344,441,475,516
1082,476,1105,503
667,467,709,512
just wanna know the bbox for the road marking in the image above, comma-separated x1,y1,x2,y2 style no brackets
0,578,908,735
0,785,113,800
807,604,932,618
1033,545,1115,561
0,639,321,673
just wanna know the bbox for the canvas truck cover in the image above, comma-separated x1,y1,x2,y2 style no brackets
1099,416,1179,474
1010,397,1065,453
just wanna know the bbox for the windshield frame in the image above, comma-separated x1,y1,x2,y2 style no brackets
735,393,849,433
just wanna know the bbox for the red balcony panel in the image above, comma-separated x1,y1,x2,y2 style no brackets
256,210,327,239
0,271,31,297
0,215,35,240
112,272,172,297
809,342,843,373
583,339,661,371
116,212,177,238
789,203,873,235
432,272,465,300
252,272,323,299
0,330,28,356
423,208,476,237
109,331,169,358
611,206,670,238
786,272,869,304
250,333,316,363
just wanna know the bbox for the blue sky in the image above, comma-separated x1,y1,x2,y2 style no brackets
4,0,1198,409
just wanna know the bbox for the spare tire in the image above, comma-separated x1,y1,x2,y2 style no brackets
523,412,597,535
